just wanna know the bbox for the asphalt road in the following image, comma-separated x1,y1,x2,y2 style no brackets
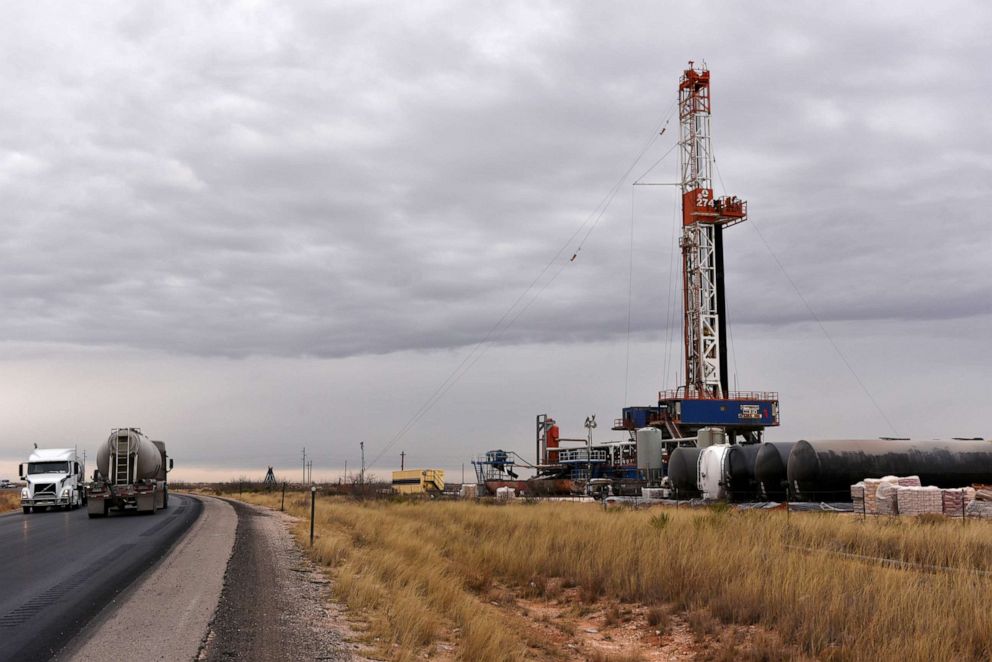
0,495,202,662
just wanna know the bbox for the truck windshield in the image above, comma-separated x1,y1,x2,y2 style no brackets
28,462,69,474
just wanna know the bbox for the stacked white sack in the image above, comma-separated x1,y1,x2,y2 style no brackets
862,478,884,514
941,487,976,516
876,479,900,516
896,486,942,516
896,475,922,487
851,482,865,513
965,500,992,518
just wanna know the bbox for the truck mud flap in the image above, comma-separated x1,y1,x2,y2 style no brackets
136,492,157,513
87,497,109,518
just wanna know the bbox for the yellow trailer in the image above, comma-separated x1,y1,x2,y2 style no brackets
392,469,445,494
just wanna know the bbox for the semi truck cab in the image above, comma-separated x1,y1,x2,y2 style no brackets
19,448,86,513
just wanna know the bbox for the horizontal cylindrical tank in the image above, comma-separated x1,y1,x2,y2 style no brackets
96,428,162,484
668,446,701,497
788,439,992,501
725,443,762,501
754,442,798,500
697,444,732,500
636,427,664,471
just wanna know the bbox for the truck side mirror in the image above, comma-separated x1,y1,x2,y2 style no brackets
19,463,24,480
74,462,80,475
169,458,174,470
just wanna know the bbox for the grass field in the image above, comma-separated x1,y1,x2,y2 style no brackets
233,492,992,661
0,491,20,513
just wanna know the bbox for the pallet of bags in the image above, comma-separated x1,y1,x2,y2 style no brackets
896,485,942,516
875,478,900,516
941,487,976,516
851,482,865,513
862,478,884,514
896,475,921,488
965,499,992,519
974,487,992,502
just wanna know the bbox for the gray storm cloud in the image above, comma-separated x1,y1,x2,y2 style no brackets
0,1,989,361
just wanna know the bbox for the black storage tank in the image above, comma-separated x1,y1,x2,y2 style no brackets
725,444,762,501
788,438,992,501
668,446,702,498
754,442,797,500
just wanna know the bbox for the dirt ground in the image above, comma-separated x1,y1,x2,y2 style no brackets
473,584,791,661
362,578,796,661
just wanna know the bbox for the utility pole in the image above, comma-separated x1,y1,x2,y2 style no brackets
400,451,405,471
309,486,316,546
302,447,307,485
360,441,365,486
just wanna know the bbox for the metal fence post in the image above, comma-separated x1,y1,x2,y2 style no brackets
309,485,317,547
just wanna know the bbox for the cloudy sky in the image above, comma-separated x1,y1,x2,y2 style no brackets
1,1,990,482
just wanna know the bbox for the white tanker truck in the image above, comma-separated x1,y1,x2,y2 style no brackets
87,427,173,518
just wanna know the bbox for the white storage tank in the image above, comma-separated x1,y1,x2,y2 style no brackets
697,444,732,500
696,427,727,449
636,427,664,470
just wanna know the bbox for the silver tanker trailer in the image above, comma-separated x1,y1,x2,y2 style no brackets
87,427,173,517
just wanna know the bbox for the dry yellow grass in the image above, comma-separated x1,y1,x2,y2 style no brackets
0,491,20,513
234,493,992,661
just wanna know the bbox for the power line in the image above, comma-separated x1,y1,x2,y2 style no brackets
662,188,680,390
369,105,679,467
623,185,635,406
712,155,898,435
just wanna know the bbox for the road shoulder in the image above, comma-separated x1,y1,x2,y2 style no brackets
60,495,237,661
200,499,365,661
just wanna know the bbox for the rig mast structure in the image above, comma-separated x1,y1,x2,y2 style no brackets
678,62,746,399
615,62,779,444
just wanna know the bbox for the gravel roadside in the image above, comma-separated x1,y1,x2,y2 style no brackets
199,499,367,662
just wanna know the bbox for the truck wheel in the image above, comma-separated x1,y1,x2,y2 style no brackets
23,506,31,514
162,487,169,509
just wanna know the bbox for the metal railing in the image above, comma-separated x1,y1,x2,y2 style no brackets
557,448,608,463
658,388,778,401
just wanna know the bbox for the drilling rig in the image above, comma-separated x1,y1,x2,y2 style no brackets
617,62,779,446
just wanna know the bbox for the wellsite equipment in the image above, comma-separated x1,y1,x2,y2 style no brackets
753,441,798,500
391,469,445,495
618,61,779,447
616,62,778,494
787,438,992,501
473,64,778,498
